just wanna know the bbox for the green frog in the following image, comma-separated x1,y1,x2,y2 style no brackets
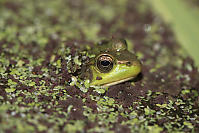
82,38,141,87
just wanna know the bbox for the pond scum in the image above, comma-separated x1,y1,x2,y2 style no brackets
0,0,199,132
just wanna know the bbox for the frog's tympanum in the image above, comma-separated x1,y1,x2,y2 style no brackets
83,38,141,87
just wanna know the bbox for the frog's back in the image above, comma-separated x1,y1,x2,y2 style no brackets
89,38,127,56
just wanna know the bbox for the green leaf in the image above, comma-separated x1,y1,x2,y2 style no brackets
5,88,16,93
144,106,155,115
29,82,36,86
183,121,193,129
149,0,199,66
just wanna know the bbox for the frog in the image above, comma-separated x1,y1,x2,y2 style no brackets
82,38,142,87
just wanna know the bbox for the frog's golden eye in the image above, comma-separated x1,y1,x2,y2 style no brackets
96,54,114,73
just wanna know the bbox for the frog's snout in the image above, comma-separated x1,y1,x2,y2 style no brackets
132,60,142,67
132,60,142,74
127,60,142,76
118,60,141,67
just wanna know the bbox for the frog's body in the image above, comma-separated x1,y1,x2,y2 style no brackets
84,38,141,87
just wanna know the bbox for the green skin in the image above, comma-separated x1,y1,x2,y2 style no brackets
86,38,142,87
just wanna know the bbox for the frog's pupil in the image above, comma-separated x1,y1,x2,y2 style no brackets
101,60,110,67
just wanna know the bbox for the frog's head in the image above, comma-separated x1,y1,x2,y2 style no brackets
87,38,142,87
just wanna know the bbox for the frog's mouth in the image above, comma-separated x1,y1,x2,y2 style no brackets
101,76,134,87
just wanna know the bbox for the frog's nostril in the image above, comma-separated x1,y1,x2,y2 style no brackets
126,61,132,66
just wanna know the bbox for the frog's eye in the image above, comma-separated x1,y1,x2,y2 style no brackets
96,55,114,73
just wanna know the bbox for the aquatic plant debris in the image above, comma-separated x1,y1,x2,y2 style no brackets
0,0,199,132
